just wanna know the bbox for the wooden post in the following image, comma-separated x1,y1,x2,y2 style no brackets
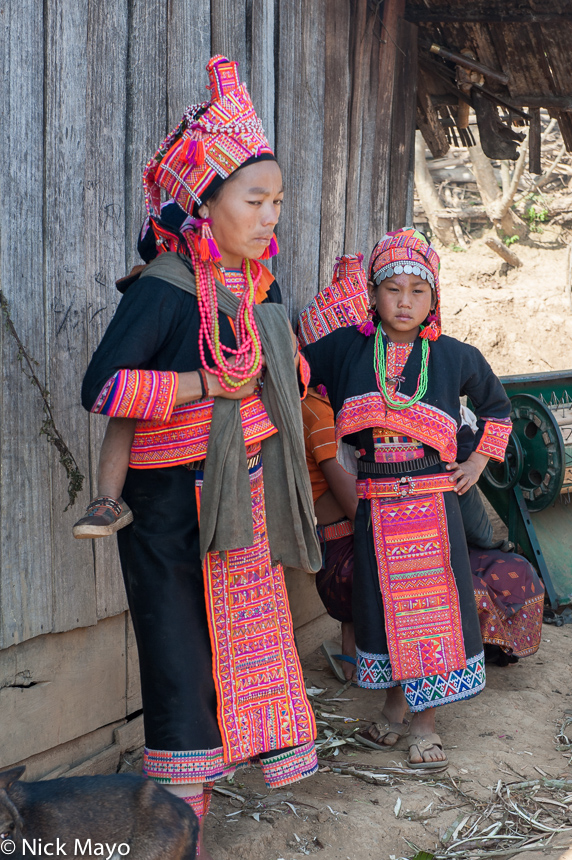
567,242,572,312
211,0,249,87
250,0,276,151
319,0,351,286
275,0,326,322
44,0,97,634
368,0,405,251
529,107,542,174
388,17,418,230
85,0,130,620
344,0,371,254
0,0,53,647
167,0,211,127
124,0,167,271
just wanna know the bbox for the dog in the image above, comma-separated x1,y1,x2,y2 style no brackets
0,766,198,859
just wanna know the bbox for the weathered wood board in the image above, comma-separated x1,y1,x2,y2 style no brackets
0,0,53,649
0,614,128,768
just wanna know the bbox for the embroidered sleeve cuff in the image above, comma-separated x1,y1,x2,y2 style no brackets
92,369,178,422
475,419,512,462
298,354,311,400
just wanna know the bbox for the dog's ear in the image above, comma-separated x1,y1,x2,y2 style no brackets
0,767,25,791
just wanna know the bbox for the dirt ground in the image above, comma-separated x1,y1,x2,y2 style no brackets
204,231,572,860
206,632,572,860
438,226,572,377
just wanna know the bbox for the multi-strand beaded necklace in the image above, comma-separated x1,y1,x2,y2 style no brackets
191,247,263,392
373,324,430,410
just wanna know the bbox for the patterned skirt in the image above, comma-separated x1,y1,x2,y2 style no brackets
315,532,354,623
353,475,485,712
470,547,544,657
118,458,317,788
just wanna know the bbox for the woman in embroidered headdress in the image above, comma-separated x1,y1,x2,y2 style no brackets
80,56,320,855
302,228,512,769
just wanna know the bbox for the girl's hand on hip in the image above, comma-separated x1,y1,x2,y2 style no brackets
445,451,489,496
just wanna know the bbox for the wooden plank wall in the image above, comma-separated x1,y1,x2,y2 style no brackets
0,0,417,648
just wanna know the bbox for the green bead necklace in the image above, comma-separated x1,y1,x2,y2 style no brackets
373,325,430,410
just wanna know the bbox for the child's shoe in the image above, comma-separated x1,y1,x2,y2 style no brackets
72,496,133,539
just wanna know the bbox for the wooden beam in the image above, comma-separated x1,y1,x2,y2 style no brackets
405,5,572,24
0,615,128,768
510,95,572,112
355,13,381,255
417,72,449,158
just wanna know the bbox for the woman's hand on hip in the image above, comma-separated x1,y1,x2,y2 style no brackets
445,451,489,496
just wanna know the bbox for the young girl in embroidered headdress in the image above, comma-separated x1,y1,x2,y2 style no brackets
302,228,512,768
78,56,320,856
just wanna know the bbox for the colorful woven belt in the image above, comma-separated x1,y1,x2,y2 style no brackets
356,452,440,474
184,452,262,472
356,473,455,500
317,518,354,542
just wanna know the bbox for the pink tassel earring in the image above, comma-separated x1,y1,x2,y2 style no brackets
358,301,377,336
197,218,221,262
260,233,279,260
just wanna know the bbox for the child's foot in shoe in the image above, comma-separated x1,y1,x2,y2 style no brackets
72,496,133,539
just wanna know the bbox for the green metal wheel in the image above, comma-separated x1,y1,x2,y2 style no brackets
508,393,565,512
482,432,524,492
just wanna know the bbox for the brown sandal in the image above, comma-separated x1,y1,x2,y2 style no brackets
407,733,448,770
355,717,410,750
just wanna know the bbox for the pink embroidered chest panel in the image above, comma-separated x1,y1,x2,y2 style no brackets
336,391,458,463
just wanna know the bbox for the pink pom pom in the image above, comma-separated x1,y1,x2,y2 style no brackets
181,139,205,166
358,319,376,337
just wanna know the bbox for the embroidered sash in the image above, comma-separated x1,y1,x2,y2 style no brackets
198,462,316,764
357,476,466,681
